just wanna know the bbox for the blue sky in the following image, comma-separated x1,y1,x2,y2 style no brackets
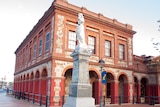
0,0,160,82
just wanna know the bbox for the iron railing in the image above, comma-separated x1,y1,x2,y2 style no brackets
12,91,160,107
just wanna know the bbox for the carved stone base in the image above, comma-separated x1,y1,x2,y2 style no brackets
63,97,95,107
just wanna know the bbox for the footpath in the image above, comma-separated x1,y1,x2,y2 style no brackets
0,91,160,107
0,92,40,107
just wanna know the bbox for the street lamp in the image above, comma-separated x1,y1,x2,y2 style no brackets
99,59,105,107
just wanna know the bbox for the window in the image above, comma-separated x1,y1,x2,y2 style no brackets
26,46,28,63
68,31,76,50
119,44,125,60
33,44,36,59
105,40,111,57
88,36,96,54
39,39,42,55
29,47,32,61
45,32,50,51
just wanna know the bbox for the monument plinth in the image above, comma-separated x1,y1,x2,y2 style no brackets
63,13,95,107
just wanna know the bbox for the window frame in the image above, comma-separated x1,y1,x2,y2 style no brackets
39,39,43,56
45,32,50,51
88,35,96,54
68,31,76,50
119,44,125,60
105,40,111,57
33,43,37,59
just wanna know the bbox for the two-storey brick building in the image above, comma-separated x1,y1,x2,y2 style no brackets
14,0,159,106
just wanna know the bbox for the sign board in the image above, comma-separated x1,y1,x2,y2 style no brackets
101,71,107,84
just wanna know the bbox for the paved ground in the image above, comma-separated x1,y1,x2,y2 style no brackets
0,92,40,107
108,104,157,107
0,91,160,107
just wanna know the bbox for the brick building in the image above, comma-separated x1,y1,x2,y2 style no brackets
13,0,159,106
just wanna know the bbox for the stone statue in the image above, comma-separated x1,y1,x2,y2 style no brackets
75,13,87,52
63,13,95,107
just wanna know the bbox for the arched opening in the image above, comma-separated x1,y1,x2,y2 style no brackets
41,69,48,95
104,72,114,104
134,77,138,103
64,69,72,97
30,72,34,93
23,75,26,92
35,71,40,94
89,70,98,104
20,76,23,92
141,78,147,97
118,74,128,103
26,74,29,92
140,78,148,103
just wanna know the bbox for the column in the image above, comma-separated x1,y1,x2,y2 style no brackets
137,82,141,103
111,80,119,104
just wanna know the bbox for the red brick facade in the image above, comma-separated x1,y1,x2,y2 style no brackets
14,0,159,106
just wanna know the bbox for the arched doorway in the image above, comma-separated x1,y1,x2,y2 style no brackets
105,72,114,105
30,72,34,93
35,71,40,94
89,70,99,104
134,77,138,103
26,74,29,92
41,69,48,95
140,78,148,103
64,68,72,98
118,74,128,103
141,78,147,97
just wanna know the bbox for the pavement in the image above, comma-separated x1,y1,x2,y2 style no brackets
0,90,160,107
0,91,40,107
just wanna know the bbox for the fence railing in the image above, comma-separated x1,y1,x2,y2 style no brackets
12,91,160,107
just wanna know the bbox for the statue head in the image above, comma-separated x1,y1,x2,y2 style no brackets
78,13,84,25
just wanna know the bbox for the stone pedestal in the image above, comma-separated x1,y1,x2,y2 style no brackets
63,48,95,107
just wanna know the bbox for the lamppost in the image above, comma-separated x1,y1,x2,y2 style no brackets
99,59,105,107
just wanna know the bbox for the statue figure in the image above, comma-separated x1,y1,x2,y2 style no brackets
75,13,87,52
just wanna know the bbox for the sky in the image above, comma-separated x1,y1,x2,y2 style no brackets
0,0,160,82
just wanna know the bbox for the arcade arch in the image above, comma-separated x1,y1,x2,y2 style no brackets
118,74,128,103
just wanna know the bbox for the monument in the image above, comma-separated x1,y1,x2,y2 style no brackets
63,13,95,107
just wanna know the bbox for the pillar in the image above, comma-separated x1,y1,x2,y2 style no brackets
137,82,141,103
111,80,119,104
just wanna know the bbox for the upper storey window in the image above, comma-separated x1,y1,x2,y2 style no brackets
33,44,36,59
88,36,96,54
119,44,125,60
39,39,43,55
68,31,76,50
45,32,50,51
105,40,111,57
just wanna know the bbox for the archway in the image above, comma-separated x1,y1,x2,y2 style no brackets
30,72,34,93
35,71,40,94
64,69,72,97
104,72,114,104
118,74,128,103
89,70,99,104
23,75,26,92
140,78,148,103
26,74,29,92
41,69,48,95
134,77,138,103
141,78,147,97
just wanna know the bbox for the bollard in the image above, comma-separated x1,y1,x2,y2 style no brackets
33,94,35,103
28,93,30,102
133,96,134,104
40,94,42,106
119,96,121,105
46,95,48,107
62,96,64,106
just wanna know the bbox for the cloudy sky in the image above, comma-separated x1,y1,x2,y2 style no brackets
0,0,160,82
